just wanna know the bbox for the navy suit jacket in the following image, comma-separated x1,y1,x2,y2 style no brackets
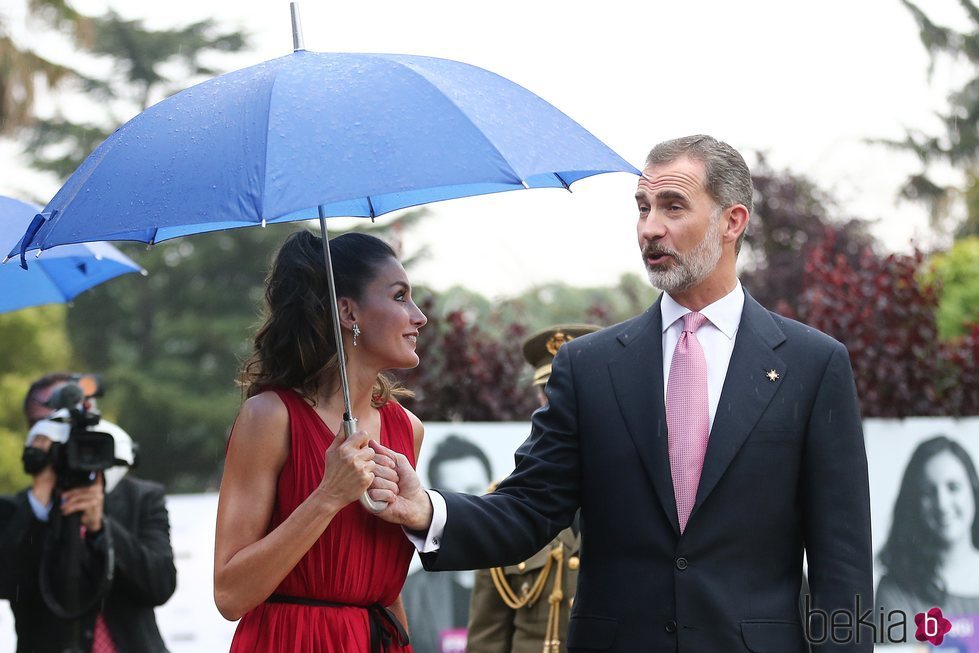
421,292,873,652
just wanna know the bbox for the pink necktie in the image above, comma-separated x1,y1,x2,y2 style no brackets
92,614,116,653
667,311,710,533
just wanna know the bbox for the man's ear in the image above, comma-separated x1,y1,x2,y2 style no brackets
723,204,749,246
337,297,358,329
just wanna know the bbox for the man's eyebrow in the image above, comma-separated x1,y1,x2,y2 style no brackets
654,189,687,202
636,188,688,202
389,280,409,290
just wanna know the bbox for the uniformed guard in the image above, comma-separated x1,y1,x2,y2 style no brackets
466,324,600,653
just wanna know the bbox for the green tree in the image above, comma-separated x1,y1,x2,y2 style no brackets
925,236,979,338
27,10,246,178
0,305,72,492
0,0,91,135
2,2,250,491
890,0,979,236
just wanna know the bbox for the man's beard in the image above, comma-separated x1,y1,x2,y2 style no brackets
643,213,723,294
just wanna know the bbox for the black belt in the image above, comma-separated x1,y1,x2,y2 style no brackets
267,593,409,653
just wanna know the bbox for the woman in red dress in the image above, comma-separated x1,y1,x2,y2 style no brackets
214,230,427,652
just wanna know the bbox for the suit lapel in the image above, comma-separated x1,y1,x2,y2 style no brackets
608,298,681,535
692,293,787,516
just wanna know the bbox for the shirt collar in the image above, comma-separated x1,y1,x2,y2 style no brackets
660,281,745,340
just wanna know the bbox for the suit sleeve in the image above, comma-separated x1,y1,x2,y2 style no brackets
422,344,581,571
105,482,176,606
801,343,874,651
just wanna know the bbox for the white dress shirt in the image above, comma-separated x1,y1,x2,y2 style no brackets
407,282,746,552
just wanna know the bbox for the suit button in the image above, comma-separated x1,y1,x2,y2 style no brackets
568,555,580,570
675,557,688,570
666,620,677,634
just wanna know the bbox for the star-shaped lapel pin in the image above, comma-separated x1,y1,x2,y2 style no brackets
766,369,780,382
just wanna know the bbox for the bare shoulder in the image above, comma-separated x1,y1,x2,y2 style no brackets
240,390,288,426
230,391,290,462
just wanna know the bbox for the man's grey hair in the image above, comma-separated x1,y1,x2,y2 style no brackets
645,135,752,253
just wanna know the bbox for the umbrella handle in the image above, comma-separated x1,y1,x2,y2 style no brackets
344,417,388,514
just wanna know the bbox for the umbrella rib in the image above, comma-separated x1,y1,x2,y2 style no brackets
255,64,281,224
379,57,527,187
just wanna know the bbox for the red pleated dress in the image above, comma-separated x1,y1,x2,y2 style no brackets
229,388,416,653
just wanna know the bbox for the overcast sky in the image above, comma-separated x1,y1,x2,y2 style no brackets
1,0,969,296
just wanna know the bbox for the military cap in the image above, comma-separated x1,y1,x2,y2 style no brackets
522,324,601,387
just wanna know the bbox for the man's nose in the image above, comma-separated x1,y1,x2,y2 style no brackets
639,213,666,242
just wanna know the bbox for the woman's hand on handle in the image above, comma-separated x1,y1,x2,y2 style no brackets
317,428,376,511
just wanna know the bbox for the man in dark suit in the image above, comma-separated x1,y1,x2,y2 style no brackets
371,135,873,652
0,373,176,653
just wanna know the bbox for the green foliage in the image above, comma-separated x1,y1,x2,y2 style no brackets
925,236,979,338
91,12,246,106
0,0,84,135
890,0,979,233
958,171,979,237
24,119,109,177
0,427,28,492
0,305,72,492
26,8,247,177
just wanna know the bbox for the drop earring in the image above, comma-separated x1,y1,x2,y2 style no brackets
352,323,361,347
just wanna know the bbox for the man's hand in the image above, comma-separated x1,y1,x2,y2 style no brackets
60,480,105,533
368,440,433,531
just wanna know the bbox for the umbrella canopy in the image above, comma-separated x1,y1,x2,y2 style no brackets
6,44,638,512
13,50,639,256
0,196,144,313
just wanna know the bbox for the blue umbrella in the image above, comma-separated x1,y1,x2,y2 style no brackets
11,51,638,253
10,8,639,509
0,196,144,314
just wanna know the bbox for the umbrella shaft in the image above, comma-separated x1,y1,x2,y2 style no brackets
290,3,305,52
317,209,354,422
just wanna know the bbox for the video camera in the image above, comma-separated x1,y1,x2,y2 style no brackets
24,374,131,490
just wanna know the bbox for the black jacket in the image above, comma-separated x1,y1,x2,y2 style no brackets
0,475,177,653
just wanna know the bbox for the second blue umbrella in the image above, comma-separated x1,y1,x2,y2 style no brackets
0,196,144,313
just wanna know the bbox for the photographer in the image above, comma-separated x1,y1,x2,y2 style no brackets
0,373,177,653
